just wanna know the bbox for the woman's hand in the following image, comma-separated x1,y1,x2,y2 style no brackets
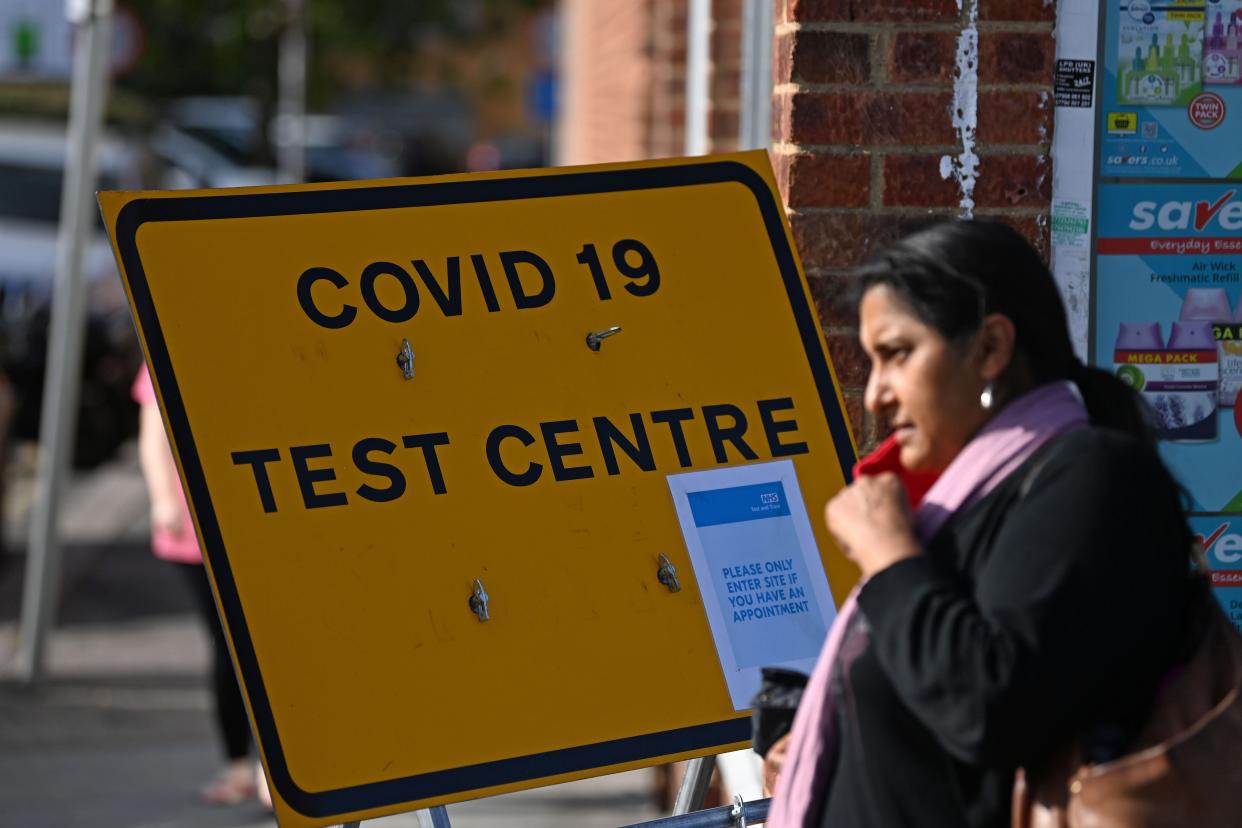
824,472,920,578
762,733,791,796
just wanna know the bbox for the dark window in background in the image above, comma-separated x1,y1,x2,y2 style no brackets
0,163,117,227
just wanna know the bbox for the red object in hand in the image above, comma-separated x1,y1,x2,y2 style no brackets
852,434,939,508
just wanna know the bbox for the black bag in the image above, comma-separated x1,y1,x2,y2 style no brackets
751,667,808,758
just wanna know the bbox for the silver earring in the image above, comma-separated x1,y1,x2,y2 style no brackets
980,381,995,410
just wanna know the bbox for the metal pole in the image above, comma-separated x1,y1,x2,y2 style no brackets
15,0,113,685
673,755,718,815
738,0,774,150
276,0,307,183
416,806,452,827
684,0,711,156
620,797,771,828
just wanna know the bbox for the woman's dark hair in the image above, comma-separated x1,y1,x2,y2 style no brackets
854,218,1152,440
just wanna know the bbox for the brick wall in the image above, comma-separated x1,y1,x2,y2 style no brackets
558,0,746,161
649,0,688,157
771,0,1055,449
557,0,1056,446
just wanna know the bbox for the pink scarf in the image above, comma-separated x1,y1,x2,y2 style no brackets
766,381,1088,827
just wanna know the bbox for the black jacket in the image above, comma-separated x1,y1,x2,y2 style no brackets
819,427,1193,828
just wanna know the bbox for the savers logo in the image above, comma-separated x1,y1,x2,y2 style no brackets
1129,190,1242,233
1196,522,1242,577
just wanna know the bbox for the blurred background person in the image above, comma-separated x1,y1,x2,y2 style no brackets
133,367,258,805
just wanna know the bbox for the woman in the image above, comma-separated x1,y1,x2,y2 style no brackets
767,219,1194,827
134,368,266,806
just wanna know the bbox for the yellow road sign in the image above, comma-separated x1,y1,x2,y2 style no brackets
100,151,858,827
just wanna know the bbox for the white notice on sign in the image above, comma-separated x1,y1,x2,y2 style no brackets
668,460,837,709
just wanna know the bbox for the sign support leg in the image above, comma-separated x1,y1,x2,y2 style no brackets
673,755,717,815
416,805,452,827
338,805,450,827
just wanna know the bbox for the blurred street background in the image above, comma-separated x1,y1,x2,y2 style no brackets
0,0,1068,820
0,1,724,824
0,0,562,503
0,447,661,827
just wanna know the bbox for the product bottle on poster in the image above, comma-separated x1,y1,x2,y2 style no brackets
1231,12,1242,81
1126,48,1145,98
1180,288,1239,407
1116,321,1166,352
1118,3,1207,102
1115,321,1166,410
1177,32,1199,85
1204,4,1242,84
1219,296,1242,409
1159,321,1220,442
1149,34,1182,99
1126,49,1141,97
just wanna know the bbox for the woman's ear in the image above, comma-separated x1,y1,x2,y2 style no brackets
976,313,1017,382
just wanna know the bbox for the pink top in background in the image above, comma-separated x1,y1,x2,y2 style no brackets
132,368,202,564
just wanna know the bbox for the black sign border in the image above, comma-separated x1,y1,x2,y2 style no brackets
111,159,857,818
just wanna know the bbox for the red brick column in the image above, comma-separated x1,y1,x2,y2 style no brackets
558,0,755,161
650,0,689,158
651,0,744,157
772,0,1055,449
557,0,657,165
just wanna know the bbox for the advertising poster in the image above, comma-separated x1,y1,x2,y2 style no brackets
1100,0,1242,178
1094,183,1242,512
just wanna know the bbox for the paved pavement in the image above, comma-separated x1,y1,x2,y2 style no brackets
0,444,665,828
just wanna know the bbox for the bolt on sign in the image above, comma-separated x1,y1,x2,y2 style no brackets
99,152,858,827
